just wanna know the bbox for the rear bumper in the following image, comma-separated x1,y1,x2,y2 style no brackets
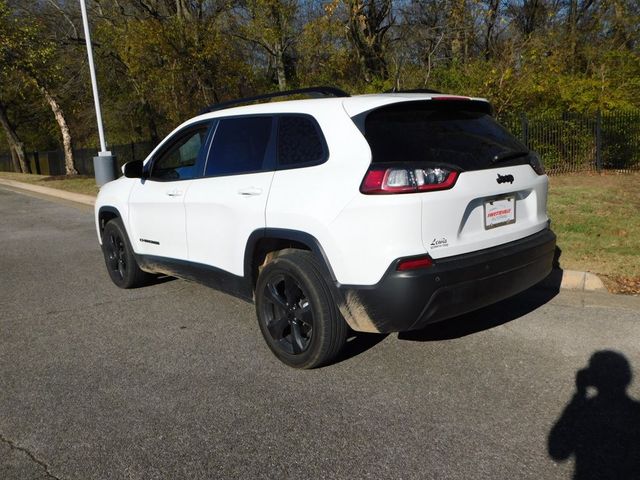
337,228,556,333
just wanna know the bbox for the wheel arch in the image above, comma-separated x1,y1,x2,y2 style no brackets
98,206,123,236
244,228,337,288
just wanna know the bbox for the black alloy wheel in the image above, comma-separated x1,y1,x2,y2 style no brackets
255,250,347,369
262,273,314,355
101,218,152,289
105,231,127,281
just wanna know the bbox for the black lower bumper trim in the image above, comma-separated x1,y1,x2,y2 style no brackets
338,229,556,333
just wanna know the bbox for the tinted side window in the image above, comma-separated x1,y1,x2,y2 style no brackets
205,116,272,176
277,115,325,167
150,126,209,181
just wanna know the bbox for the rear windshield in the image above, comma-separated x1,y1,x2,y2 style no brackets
363,101,527,170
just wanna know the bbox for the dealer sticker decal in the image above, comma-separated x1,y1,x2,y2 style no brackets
430,237,449,249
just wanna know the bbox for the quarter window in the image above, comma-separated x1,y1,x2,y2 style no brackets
205,116,273,176
277,115,325,167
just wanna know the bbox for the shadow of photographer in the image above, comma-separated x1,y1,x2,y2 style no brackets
548,350,640,479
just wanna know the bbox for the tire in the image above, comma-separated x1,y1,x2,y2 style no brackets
255,250,348,369
101,218,152,289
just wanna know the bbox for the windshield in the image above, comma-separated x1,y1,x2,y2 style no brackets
363,101,527,170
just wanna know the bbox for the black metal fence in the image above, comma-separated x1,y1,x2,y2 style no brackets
1,110,639,175
0,141,155,176
500,110,640,174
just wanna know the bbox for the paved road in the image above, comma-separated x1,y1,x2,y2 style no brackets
1,186,639,480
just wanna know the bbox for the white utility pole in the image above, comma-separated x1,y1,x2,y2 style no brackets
79,0,116,185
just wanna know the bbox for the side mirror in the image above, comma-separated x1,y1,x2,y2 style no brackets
122,160,144,179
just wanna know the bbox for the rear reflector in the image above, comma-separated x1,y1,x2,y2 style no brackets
397,256,433,271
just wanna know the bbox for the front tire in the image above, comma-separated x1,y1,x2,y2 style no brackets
255,250,347,369
101,218,152,289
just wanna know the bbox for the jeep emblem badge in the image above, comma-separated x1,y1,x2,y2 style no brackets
496,174,514,184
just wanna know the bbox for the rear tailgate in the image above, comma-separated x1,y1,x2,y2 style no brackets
421,164,549,258
358,98,550,258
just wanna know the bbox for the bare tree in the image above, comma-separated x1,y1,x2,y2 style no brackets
346,0,393,82
40,86,77,175
233,0,299,91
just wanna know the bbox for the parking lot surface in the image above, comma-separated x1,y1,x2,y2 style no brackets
1,186,639,479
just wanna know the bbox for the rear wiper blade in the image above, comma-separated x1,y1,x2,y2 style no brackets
491,150,530,164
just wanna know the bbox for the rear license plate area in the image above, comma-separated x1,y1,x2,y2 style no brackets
484,195,516,229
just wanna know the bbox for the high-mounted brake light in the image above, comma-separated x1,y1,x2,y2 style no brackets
431,96,471,101
361,167,458,194
397,255,433,271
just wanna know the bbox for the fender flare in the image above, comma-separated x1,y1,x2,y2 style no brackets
97,206,123,233
243,228,337,283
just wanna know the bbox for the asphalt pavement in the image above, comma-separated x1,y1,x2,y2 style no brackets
1,186,639,480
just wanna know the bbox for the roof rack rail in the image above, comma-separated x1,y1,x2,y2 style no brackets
200,86,350,114
385,88,442,94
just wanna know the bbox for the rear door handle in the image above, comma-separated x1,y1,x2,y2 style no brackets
166,189,184,197
237,187,263,196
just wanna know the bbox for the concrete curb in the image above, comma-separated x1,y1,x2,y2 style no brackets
1,177,608,293
540,269,606,292
0,178,95,206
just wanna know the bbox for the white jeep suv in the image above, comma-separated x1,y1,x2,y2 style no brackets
95,87,556,368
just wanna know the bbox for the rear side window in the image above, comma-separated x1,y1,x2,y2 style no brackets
364,101,526,170
277,115,326,167
205,116,273,176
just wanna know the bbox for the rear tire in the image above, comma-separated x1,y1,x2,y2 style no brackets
255,250,347,369
101,218,152,289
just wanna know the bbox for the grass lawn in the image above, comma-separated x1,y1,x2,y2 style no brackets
1,170,638,293
0,171,99,196
548,172,640,294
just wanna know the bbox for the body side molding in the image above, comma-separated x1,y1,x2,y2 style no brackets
136,254,253,302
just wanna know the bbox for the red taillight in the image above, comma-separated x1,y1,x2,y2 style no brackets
361,167,458,194
397,256,433,271
361,169,386,192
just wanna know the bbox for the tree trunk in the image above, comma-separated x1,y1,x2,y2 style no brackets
274,42,288,91
568,0,578,68
41,87,77,175
143,101,160,145
0,102,29,173
449,0,469,63
484,0,499,59
347,0,392,83
175,0,193,21
9,146,21,173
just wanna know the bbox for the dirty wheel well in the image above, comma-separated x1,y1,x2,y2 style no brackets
99,210,119,235
251,238,311,287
